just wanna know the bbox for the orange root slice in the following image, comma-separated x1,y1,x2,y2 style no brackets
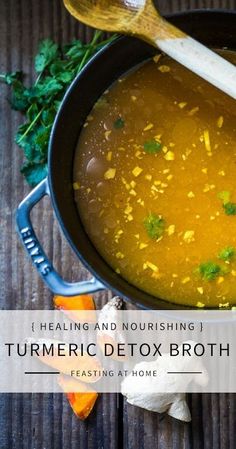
58,374,98,420
54,294,96,323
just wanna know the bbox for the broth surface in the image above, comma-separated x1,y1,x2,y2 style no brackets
74,51,236,307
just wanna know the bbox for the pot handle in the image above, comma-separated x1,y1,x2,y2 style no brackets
16,178,105,296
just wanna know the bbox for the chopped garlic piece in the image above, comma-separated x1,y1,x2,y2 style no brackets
203,129,211,152
73,182,80,190
130,180,136,188
217,276,224,284
188,106,199,116
201,168,208,174
196,300,205,307
145,174,152,181
143,123,154,131
167,225,175,236
203,183,215,193
219,302,229,308
187,191,195,198
139,243,148,250
116,252,124,259
178,102,187,109
124,205,133,215
218,170,225,176
217,116,224,128
106,151,112,161
182,277,190,284
183,230,195,243
153,54,161,63
104,130,111,140
162,145,168,154
145,261,159,272
158,65,170,73
164,151,175,161
135,150,142,159
132,166,143,177
104,168,116,180
197,288,204,295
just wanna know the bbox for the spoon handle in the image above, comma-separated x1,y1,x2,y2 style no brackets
134,2,236,99
156,31,236,100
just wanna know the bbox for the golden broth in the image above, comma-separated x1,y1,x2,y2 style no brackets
74,51,236,308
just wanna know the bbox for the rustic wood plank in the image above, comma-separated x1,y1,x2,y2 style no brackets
0,0,236,449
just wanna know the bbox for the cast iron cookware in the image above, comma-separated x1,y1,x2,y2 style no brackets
17,10,236,309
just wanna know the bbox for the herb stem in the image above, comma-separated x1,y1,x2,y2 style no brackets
17,107,45,143
96,34,118,47
76,30,102,74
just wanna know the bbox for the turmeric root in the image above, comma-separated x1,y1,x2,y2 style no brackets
54,294,96,322
58,374,98,420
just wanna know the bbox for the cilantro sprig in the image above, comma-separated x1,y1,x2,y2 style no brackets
217,191,236,216
144,213,165,240
143,139,162,154
218,246,235,262
197,262,223,281
0,31,116,186
196,261,229,281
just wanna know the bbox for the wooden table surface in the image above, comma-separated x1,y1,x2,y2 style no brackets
0,1,236,448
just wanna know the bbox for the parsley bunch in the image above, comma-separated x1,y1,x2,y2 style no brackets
0,31,116,186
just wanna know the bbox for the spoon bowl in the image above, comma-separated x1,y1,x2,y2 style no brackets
63,0,154,34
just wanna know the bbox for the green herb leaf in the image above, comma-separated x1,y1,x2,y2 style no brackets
218,190,231,205
143,139,162,154
144,213,165,239
10,81,29,111
21,162,48,186
35,39,59,73
197,262,222,281
218,246,235,262
0,71,23,85
223,202,236,215
1,32,117,185
113,117,125,129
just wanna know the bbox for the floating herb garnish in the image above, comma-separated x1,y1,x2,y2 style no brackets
197,261,228,281
218,246,235,262
143,139,162,154
113,117,125,129
144,213,165,240
223,202,236,216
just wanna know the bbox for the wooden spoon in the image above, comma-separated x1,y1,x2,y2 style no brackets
64,0,236,100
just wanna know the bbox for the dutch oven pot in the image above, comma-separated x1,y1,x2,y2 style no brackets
16,10,236,309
